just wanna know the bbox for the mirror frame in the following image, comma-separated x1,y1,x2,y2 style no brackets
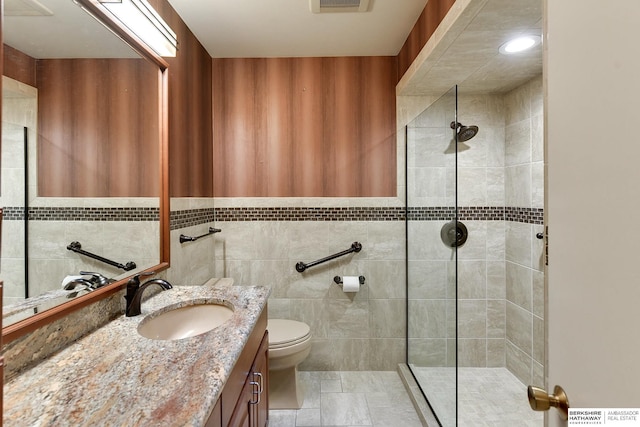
1,0,171,343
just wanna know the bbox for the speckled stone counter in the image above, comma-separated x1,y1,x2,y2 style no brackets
3,279,270,427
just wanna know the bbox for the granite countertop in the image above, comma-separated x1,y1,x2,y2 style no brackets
3,279,270,427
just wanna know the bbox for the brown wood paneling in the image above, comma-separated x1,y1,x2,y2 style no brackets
213,56,397,198
291,57,324,196
262,58,293,196
3,44,36,87
37,58,159,197
150,0,213,198
213,58,258,197
360,56,398,197
325,57,360,197
397,0,456,80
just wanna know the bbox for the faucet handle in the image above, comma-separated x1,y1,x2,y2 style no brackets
128,271,155,287
79,271,113,288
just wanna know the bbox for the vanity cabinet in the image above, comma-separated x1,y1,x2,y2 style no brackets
206,309,269,427
227,333,268,427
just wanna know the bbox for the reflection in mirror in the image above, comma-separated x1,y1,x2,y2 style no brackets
1,0,163,328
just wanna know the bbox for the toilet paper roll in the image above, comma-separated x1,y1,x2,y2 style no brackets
342,276,360,292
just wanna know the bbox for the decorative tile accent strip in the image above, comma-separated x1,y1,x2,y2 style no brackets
1,207,26,220
407,207,455,220
170,206,542,227
459,206,506,221
505,207,544,225
213,207,407,222
2,207,159,221
170,208,215,230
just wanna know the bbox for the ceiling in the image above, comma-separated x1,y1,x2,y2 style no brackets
166,0,429,58
4,0,139,58
3,0,542,95
167,0,542,93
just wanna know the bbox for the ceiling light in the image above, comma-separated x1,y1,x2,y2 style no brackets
499,35,541,55
98,0,177,57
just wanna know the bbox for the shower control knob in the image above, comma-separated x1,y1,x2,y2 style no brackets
536,232,544,239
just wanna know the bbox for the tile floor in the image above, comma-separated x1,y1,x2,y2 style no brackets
268,371,424,427
412,367,543,427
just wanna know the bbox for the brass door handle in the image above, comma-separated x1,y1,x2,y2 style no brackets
527,385,570,420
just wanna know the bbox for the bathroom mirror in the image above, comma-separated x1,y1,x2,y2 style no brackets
1,0,170,340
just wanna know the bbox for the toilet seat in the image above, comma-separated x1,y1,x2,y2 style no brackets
268,319,311,349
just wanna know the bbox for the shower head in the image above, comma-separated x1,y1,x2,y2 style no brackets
450,121,479,142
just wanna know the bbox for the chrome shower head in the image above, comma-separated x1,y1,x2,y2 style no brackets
450,121,479,142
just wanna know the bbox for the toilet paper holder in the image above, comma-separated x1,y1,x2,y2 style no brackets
333,276,366,285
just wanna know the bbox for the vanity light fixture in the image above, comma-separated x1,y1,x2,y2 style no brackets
98,0,177,57
499,35,541,54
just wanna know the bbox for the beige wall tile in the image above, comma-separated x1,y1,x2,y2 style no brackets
506,261,533,311
506,341,532,385
506,302,532,356
370,299,405,338
408,338,448,367
458,339,487,367
458,300,487,339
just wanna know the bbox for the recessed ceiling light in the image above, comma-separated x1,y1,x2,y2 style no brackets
499,35,541,54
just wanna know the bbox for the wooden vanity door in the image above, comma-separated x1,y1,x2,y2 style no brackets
228,332,269,427
250,332,269,427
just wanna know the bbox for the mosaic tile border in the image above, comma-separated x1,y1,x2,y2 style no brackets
1,207,159,221
170,208,215,230
214,207,406,222
169,206,544,230
1,205,543,226
505,207,544,225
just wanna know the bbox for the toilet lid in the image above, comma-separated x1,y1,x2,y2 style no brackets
268,319,311,347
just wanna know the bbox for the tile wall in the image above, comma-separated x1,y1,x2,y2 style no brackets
405,76,544,384
210,197,407,371
166,198,217,286
503,76,545,386
406,90,508,368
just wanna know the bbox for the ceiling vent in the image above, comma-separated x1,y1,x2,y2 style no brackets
310,0,370,13
4,0,53,16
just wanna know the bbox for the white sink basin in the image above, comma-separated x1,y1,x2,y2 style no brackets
137,302,234,340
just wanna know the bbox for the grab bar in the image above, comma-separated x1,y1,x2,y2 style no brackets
67,241,136,271
295,242,362,273
179,227,221,244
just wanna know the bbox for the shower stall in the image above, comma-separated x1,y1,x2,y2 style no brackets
405,82,545,426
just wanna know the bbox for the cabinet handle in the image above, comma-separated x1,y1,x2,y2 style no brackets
250,380,260,405
249,372,263,405
254,372,263,393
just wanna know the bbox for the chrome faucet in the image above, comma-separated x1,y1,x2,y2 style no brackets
63,278,95,291
80,271,114,288
124,272,173,317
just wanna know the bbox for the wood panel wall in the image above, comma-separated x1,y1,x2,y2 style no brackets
149,0,213,198
3,44,36,87
397,0,456,80
212,56,398,197
37,59,160,197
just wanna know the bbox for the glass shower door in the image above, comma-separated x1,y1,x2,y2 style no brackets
406,86,458,426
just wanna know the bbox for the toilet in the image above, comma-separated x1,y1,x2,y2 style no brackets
267,319,312,409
